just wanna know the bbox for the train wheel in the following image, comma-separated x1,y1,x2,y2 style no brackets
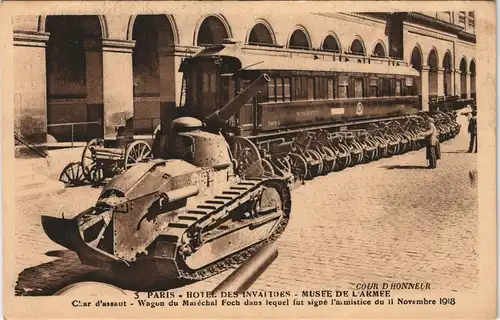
125,141,153,170
320,146,336,173
288,153,308,182
81,138,104,183
305,149,323,179
59,162,87,187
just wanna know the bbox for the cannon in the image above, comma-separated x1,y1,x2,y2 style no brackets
41,73,292,283
80,138,153,185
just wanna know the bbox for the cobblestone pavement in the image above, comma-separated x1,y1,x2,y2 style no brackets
14,115,478,296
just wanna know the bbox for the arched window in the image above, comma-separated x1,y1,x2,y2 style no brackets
288,28,311,50
197,16,230,46
372,42,386,57
321,34,340,53
248,23,275,46
350,38,365,55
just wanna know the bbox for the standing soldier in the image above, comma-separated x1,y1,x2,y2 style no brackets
468,110,477,153
421,117,440,169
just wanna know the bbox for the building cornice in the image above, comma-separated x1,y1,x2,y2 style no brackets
13,30,49,48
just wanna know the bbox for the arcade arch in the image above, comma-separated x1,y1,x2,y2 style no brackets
196,15,231,46
427,48,439,97
45,15,105,142
460,57,468,98
131,15,177,135
442,51,453,96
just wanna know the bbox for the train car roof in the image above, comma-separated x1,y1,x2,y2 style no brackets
189,43,420,77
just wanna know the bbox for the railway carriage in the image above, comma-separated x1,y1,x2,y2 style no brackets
170,40,453,180
179,41,421,138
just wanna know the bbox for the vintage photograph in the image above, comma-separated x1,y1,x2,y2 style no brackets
1,1,496,319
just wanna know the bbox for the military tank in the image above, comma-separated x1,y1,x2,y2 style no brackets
41,74,292,282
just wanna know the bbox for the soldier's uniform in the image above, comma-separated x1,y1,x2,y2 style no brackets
422,117,440,169
468,111,477,153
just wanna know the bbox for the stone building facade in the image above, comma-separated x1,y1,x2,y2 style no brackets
12,11,476,155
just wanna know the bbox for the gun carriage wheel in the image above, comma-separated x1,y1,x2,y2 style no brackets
81,138,106,185
287,153,308,182
59,162,87,187
124,141,153,170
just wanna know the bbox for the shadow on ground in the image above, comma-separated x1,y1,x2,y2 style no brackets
382,165,430,170
15,250,200,296
441,150,470,154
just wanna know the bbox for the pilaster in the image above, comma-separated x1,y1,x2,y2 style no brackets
13,30,50,156
420,66,429,112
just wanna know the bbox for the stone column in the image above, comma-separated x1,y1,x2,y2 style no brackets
158,45,178,134
101,39,136,142
84,39,104,139
453,69,461,97
420,66,429,112
466,71,471,99
13,30,50,157
437,68,444,97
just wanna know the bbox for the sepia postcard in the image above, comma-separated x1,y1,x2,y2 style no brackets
0,1,497,319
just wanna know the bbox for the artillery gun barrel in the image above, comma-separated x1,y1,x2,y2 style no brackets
212,242,278,294
205,73,271,129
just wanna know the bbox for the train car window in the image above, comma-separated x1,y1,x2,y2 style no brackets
381,78,390,97
369,77,378,97
327,79,334,99
284,78,291,101
276,78,283,102
210,74,217,93
221,76,230,106
294,77,302,101
308,78,314,100
268,78,276,102
405,77,413,96
395,79,401,96
203,73,210,93
338,76,348,99
321,78,329,99
354,78,363,98
189,70,197,106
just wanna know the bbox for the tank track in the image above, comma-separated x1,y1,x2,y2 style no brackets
163,178,291,282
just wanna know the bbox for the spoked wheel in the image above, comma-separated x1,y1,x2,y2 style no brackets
374,137,388,158
81,138,105,184
59,162,87,187
260,159,276,178
270,156,292,178
87,163,105,186
124,141,153,170
228,136,261,177
305,149,323,179
363,139,378,162
351,141,364,165
288,153,308,183
320,146,336,173
337,144,352,169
